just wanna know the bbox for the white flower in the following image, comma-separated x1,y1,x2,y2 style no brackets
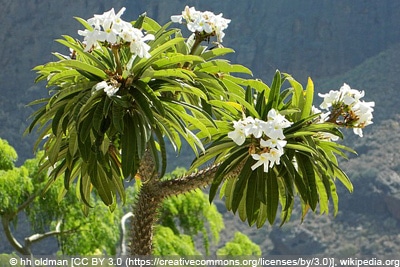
78,7,154,58
318,90,340,110
263,109,292,140
78,29,102,52
353,128,364,137
263,121,286,140
351,100,375,137
318,83,365,109
208,12,231,42
268,147,284,167
260,137,287,150
311,105,321,115
171,6,230,42
340,83,364,105
250,148,284,173
317,83,374,137
227,120,247,145
93,81,119,97
128,31,155,59
171,6,199,24
244,117,268,138
228,109,292,173
86,7,127,44
267,108,292,128
251,152,271,173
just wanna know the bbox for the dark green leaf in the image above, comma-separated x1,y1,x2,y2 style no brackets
121,114,140,178
246,173,261,226
231,158,254,213
266,170,279,225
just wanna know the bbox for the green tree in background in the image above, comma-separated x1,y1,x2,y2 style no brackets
0,139,18,171
27,6,375,255
0,140,121,255
217,232,261,256
1,140,259,256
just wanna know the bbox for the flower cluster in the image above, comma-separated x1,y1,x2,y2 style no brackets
228,109,292,173
318,83,374,137
171,6,230,42
78,7,154,58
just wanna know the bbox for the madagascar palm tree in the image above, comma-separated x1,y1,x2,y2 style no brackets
27,7,373,255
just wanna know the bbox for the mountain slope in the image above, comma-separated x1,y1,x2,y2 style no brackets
1,0,400,163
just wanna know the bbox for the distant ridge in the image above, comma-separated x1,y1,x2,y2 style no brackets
316,42,400,123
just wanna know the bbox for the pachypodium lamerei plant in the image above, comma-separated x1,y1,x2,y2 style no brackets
27,6,374,255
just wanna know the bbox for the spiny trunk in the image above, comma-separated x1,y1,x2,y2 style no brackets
128,160,243,255
129,183,162,255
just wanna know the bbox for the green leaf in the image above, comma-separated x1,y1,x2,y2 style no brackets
222,178,236,211
330,179,339,216
121,114,139,178
200,47,235,61
266,170,279,225
74,17,93,31
256,202,268,228
190,139,235,171
286,74,304,120
79,165,93,207
52,105,66,135
266,70,282,110
315,173,329,214
135,80,165,117
68,128,79,157
237,188,248,222
232,158,254,213
151,68,195,81
141,16,162,32
246,173,260,226
333,164,353,192
111,104,125,133
131,88,156,126
301,77,314,119
91,159,115,206
131,37,185,74
133,12,147,29
151,127,167,177
151,54,204,69
285,143,318,155
60,60,108,80
195,60,252,75
56,38,108,70
78,109,95,143
209,147,248,202
227,92,259,118
296,153,318,211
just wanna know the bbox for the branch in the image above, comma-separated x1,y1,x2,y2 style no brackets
156,162,243,199
25,226,80,245
120,212,134,255
157,164,220,198
17,192,39,214
1,214,29,255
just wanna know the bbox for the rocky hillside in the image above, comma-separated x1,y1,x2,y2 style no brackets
1,0,400,163
217,43,400,255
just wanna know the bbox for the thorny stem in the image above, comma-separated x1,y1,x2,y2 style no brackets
129,150,242,255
